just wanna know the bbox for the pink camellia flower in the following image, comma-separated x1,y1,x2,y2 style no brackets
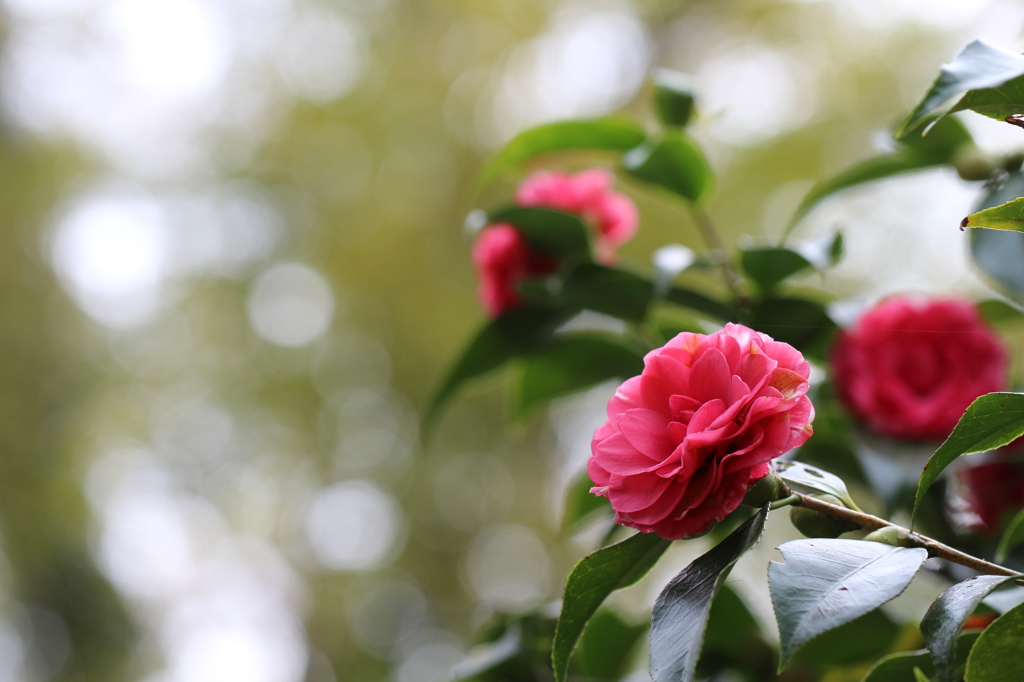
472,223,556,317
831,297,1007,442
515,168,638,265
588,324,815,540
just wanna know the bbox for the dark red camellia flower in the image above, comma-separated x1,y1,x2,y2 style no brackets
588,324,815,540
830,297,1007,441
949,447,1024,535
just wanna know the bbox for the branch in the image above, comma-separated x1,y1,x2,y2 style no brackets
789,490,1022,579
689,206,749,308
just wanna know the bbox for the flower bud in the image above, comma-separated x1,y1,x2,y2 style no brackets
863,526,915,547
789,495,860,538
954,147,996,182
741,471,785,508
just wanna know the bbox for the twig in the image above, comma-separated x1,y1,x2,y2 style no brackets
689,205,749,308
788,489,1021,578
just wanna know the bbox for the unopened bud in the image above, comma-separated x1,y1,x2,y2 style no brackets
790,494,860,538
863,526,915,547
741,471,785,508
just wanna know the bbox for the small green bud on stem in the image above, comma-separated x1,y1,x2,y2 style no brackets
741,471,785,507
790,494,861,538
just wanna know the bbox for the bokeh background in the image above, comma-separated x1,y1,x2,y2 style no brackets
1,0,1023,680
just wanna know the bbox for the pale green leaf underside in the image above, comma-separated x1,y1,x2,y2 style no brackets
770,539,927,668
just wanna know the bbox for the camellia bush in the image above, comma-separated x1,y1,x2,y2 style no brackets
432,40,1024,682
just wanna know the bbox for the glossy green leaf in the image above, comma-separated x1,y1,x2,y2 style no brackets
652,69,696,128
477,117,647,189
978,298,1024,326
791,608,899,668
791,117,972,225
965,600,1024,681
700,585,761,658
739,246,813,292
648,506,770,682
746,296,836,360
427,308,572,428
562,470,610,533
896,40,1024,138
572,609,646,681
552,532,671,682
970,172,1024,301
996,507,1024,562
863,633,982,682
489,206,591,257
621,133,713,204
774,461,859,510
912,393,1024,527
922,575,1017,682
663,286,737,322
914,667,932,682
962,196,1024,233
561,263,654,321
769,539,927,669
512,333,645,420
950,72,1024,121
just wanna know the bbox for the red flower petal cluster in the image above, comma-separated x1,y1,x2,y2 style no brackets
831,297,1007,441
949,450,1024,534
472,168,638,317
589,324,815,540
471,224,556,318
515,168,637,265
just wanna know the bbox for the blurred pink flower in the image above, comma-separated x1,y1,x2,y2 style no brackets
472,223,556,317
515,168,638,265
588,323,815,540
831,297,1007,441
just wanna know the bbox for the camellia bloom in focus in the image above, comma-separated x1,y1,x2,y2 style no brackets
472,168,638,317
831,297,1007,441
588,323,815,540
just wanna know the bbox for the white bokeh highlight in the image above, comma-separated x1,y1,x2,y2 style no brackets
247,263,336,347
304,480,405,571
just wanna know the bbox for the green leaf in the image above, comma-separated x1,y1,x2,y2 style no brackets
965,600,1024,681
663,286,737,322
427,308,573,428
562,469,610,533
896,40,1024,138
922,575,1018,682
621,133,713,204
648,506,770,682
791,608,900,668
700,585,761,658
996,507,1024,562
950,72,1024,121
512,333,645,420
863,633,982,682
477,117,647,189
769,539,927,669
652,69,696,128
962,196,1024,233
914,667,932,682
561,263,654,322
912,393,1024,527
552,532,671,682
452,621,523,681
978,298,1024,326
739,246,814,292
774,461,859,510
970,172,1024,302
746,296,837,360
489,206,591,257
791,117,972,225
572,609,646,681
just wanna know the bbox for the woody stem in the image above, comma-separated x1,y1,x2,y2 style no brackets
784,487,1021,579
689,205,749,308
